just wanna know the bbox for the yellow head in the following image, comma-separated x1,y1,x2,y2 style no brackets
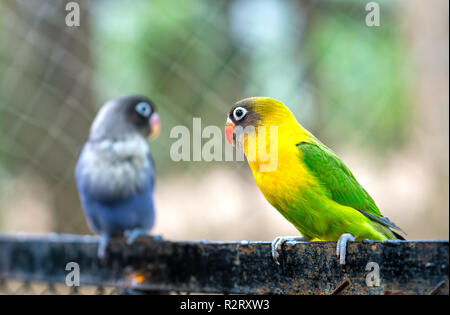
225,97,311,173
225,97,308,145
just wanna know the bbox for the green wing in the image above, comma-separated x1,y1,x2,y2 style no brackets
298,141,403,232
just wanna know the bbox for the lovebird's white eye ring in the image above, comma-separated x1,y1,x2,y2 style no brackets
135,102,152,118
233,106,248,121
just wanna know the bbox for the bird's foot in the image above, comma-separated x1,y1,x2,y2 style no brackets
271,236,308,265
97,234,110,260
125,228,150,245
336,233,355,265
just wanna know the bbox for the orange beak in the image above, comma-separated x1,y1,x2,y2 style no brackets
150,113,161,139
225,118,235,146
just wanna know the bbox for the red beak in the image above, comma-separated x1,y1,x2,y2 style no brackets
225,119,235,146
149,113,161,139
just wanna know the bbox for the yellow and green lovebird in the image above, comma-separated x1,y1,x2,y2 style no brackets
225,97,405,265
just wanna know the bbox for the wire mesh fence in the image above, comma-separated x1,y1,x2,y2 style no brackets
0,0,448,295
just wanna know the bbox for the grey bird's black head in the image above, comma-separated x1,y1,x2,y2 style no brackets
88,95,161,142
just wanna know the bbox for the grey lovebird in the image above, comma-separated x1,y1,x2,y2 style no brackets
75,95,161,258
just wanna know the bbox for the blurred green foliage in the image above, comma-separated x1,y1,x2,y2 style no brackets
91,0,247,172
305,4,412,155
90,0,412,172
0,0,447,239
0,0,413,175
0,0,5,176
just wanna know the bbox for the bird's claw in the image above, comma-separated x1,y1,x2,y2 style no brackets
336,233,355,265
97,234,110,260
271,237,283,265
125,228,149,245
271,236,307,265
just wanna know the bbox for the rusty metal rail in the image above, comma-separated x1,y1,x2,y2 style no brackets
0,234,448,294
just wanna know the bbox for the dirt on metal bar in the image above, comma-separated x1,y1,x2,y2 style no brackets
0,234,448,295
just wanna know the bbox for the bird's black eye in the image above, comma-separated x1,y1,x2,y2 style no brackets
233,106,248,121
135,102,152,118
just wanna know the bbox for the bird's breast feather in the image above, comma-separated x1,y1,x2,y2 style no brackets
76,135,153,200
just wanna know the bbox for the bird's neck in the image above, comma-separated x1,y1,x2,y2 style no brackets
78,135,152,199
242,118,312,171
243,120,315,209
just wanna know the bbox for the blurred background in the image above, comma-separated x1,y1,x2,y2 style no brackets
0,0,448,241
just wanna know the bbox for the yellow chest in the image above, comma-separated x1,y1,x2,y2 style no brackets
241,117,317,211
247,143,316,211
